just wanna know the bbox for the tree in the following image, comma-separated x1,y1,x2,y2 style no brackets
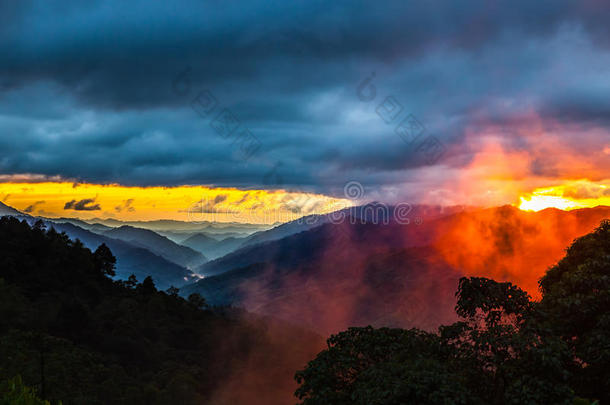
441,277,573,404
187,293,207,310
137,276,156,295
1,217,313,404
295,326,470,405
93,244,116,277
539,220,610,403
0,375,55,405
125,274,138,289
165,286,179,297
295,277,574,405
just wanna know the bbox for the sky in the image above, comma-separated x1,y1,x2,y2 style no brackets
1,0,610,221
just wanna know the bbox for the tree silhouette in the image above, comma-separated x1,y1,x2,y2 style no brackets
93,243,116,277
165,286,179,297
540,219,610,403
187,293,207,310
138,276,156,295
125,274,138,289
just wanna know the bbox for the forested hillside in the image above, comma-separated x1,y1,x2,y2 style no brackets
0,217,321,404
3,215,609,404
294,220,610,404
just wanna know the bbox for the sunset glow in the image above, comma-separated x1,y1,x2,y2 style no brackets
518,181,610,212
519,194,580,212
0,181,352,224
4,1,610,402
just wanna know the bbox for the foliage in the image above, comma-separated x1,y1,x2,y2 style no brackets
0,375,55,405
295,327,469,405
297,221,610,404
92,244,116,277
187,293,208,309
539,219,610,403
0,216,311,404
441,277,573,404
4,215,610,403
296,276,574,404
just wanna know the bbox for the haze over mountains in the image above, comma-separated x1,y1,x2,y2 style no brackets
3,198,610,404
0,201,282,289
103,225,207,269
36,221,198,289
236,204,470,250
3,200,610,334
184,204,610,333
0,216,324,404
84,217,270,237
180,233,246,260
0,202,244,289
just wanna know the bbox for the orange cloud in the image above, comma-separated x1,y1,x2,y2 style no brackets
419,110,610,209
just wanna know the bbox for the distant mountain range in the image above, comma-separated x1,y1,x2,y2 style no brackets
5,199,610,334
183,222,463,333
183,205,610,333
194,204,465,277
180,233,247,260
0,201,24,216
103,225,207,269
0,203,198,289
43,222,198,289
157,229,249,243
43,217,114,233
42,216,251,262
78,217,271,235
43,215,265,260
236,204,470,249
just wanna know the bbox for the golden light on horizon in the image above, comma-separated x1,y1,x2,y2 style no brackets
518,181,610,212
0,181,352,224
518,194,580,211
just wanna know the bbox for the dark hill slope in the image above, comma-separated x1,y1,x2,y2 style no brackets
0,217,322,405
49,222,197,289
0,201,24,216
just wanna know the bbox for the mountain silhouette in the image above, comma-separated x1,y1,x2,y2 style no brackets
104,225,207,269
179,232,246,260
185,205,610,333
48,222,197,289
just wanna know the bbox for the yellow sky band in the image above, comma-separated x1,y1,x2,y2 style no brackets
0,181,352,224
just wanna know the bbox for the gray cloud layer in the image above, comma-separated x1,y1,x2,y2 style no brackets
1,0,610,201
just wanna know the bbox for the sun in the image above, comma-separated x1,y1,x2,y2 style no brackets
518,194,580,212
518,181,610,212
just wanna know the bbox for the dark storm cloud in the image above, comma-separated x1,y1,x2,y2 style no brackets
2,0,610,109
64,198,101,211
541,94,610,126
1,0,610,200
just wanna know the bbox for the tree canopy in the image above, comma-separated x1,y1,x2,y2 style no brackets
539,219,610,403
296,220,610,404
0,216,318,404
3,215,610,403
